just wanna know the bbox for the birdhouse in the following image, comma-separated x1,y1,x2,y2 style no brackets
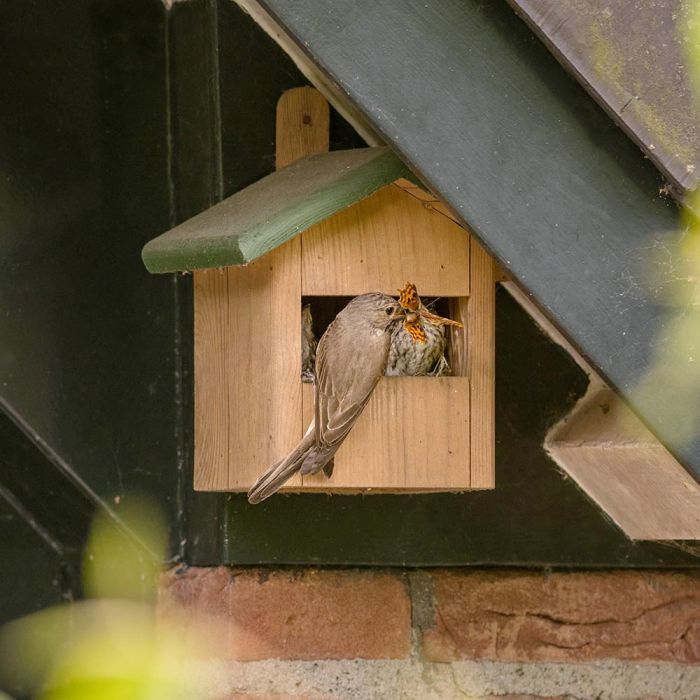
142,88,495,494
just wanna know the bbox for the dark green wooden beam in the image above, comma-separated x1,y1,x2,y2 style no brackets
252,0,700,484
142,147,408,272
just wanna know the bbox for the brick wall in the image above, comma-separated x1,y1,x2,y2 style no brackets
158,567,700,699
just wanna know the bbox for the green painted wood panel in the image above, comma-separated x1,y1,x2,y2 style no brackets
142,147,408,272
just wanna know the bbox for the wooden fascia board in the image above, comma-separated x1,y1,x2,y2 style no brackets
142,147,408,273
505,0,698,198
250,0,700,488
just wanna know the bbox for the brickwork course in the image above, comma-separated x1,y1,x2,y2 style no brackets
158,567,700,699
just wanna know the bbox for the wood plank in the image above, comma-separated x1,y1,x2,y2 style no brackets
142,147,408,272
301,183,470,297
551,446,700,540
194,270,230,490
468,237,495,488
254,0,700,487
224,242,302,490
276,86,329,168
547,386,700,540
301,377,470,490
448,295,468,377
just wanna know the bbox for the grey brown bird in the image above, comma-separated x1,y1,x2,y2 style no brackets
248,293,407,503
386,315,448,376
386,282,463,377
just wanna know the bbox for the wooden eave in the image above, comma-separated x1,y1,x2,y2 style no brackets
142,147,407,272
506,0,700,197
242,0,700,490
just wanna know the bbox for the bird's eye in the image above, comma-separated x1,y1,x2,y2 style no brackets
385,305,395,315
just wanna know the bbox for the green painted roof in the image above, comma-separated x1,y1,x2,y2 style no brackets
142,147,408,273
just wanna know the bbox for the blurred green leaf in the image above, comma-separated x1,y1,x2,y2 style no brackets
82,495,167,602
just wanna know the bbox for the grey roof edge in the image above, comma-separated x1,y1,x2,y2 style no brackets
505,0,699,199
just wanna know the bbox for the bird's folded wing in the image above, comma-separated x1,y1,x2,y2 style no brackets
315,319,388,448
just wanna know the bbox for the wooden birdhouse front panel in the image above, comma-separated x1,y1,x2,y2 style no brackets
301,184,469,297
193,87,494,494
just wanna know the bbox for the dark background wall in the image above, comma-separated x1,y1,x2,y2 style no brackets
0,0,696,626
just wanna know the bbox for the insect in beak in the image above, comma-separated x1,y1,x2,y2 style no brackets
405,310,420,323
396,281,464,329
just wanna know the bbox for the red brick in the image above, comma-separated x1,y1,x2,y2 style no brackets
228,568,410,660
159,567,411,661
158,567,232,656
422,570,700,663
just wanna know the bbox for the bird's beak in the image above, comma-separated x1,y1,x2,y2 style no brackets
404,310,420,323
392,306,408,320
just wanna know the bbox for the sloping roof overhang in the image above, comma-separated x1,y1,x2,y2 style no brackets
243,0,700,488
506,0,700,197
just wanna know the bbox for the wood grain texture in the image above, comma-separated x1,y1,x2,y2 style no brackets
468,237,495,488
547,386,700,540
301,183,469,297
194,270,229,490
195,249,303,492
301,377,470,490
276,86,329,168
550,446,700,540
448,296,469,377
223,242,302,490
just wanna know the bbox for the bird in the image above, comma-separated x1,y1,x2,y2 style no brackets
301,303,317,383
300,283,461,381
247,293,407,503
386,282,463,377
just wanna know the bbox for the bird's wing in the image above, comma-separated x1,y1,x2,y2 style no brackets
315,317,389,448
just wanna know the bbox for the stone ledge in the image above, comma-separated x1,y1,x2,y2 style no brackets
187,658,700,699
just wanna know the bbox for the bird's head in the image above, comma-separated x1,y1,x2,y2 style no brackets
359,293,407,330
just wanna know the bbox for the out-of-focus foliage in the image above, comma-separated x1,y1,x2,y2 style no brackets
629,2,700,446
82,496,167,603
0,496,201,700
682,1,700,98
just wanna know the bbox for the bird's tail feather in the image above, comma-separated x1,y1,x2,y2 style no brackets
247,430,316,504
